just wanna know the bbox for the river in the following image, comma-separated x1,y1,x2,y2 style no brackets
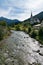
0,31,43,65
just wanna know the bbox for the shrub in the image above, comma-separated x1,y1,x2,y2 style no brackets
28,27,31,33
30,30,37,38
38,28,43,44
15,26,20,31
0,21,6,26
39,28,43,36
0,29,4,40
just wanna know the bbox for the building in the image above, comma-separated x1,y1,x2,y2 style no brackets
33,21,43,30
33,24,41,30
30,12,40,24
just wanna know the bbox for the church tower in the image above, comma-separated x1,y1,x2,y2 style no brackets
30,12,34,24
31,12,33,18
30,12,40,24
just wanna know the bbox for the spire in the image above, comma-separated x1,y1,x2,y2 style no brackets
31,11,33,18
30,11,34,24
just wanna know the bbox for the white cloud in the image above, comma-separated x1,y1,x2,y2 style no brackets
0,0,43,21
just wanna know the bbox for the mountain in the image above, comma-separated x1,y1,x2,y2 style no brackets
0,11,43,25
34,12,43,21
23,11,43,23
0,17,20,25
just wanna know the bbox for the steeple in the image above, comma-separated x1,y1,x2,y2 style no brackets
31,11,33,18
30,11,34,24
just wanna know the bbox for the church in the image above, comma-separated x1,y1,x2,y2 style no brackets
30,12,40,24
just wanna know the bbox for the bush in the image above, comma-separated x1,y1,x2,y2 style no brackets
15,26,20,31
38,28,43,44
23,28,26,32
30,31,37,38
39,28,43,36
0,21,6,26
0,29,4,40
28,27,31,33
7,26,11,32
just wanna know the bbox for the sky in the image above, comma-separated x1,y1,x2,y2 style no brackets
0,0,43,21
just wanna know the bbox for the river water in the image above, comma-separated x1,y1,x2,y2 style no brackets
0,31,43,65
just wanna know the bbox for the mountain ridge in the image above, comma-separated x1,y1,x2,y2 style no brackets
23,11,43,22
0,17,20,25
0,11,43,25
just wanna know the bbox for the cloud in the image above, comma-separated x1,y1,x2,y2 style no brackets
0,0,43,21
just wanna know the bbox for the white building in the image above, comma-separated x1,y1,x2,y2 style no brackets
33,24,41,30
33,21,43,30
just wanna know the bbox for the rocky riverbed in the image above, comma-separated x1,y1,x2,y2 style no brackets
0,31,43,65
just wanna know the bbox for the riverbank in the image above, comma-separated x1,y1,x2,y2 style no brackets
0,27,11,41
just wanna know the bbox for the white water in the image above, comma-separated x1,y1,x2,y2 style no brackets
0,31,43,65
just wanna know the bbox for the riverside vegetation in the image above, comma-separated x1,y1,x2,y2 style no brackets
0,21,11,41
11,22,43,45
0,20,43,45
